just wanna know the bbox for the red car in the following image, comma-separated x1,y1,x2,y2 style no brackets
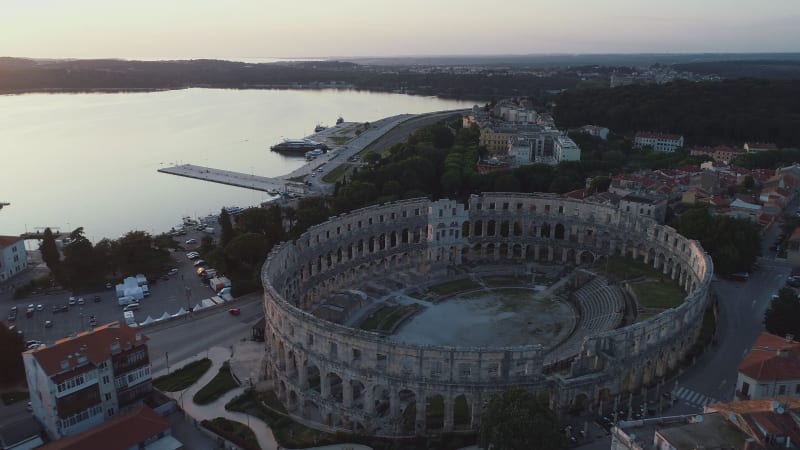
228,308,241,316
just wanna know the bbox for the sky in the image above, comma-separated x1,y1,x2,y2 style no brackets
1,0,799,59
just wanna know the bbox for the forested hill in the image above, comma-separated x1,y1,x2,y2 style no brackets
554,79,800,147
0,57,579,98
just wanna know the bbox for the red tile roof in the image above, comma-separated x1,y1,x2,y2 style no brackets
738,332,800,381
705,399,800,448
0,235,22,250
25,321,147,377
38,406,169,450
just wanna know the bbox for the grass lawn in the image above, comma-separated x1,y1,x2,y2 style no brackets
328,136,351,145
321,163,351,183
202,417,259,450
428,278,480,296
153,358,212,392
482,275,531,287
287,175,305,182
631,281,686,309
601,256,673,281
193,362,239,405
0,391,29,406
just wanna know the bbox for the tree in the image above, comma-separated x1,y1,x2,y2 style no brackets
0,323,25,384
362,152,381,166
479,386,568,450
40,227,60,272
219,208,234,247
764,288,800,338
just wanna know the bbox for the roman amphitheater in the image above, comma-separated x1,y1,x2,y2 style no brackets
260,193,713,437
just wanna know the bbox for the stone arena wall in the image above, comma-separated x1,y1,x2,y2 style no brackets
260,193,713,436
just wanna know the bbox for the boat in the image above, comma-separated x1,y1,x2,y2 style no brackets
223,206,244,216
305,149,324,160
314,124,327,132
270,138,329,154
336,116,344,125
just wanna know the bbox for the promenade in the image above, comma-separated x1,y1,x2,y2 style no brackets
157,164,287,193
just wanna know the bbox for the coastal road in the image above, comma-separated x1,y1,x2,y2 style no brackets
146,291,263,375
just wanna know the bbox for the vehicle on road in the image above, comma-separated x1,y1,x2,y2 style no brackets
7,313,16,322
52,305,68,313
35,304,44,311
186,252,200,259
118,296,136,306
105,282,113,289
26,402,32,412
93,295,101,303
193,259,207,267
123,303,140,312
44,320,53,328
168,268,179,275
68,297,77,306
123,310,137,326
229,308,241,316
185,238,197,245
77,298,85,305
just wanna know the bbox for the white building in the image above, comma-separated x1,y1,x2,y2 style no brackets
736,332,800,401
633,132,685,153
0,235,27,282
579,125,610,140
553,135,581,162
507,137,533,167
23,322,152,439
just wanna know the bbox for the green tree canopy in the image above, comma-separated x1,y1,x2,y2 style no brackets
764,288,800,338
39,227,60,272
479,386,568,450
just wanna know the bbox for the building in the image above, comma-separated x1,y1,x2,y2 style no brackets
579,125,610,140
737,332,800,401
745,142,779,153
633,132,685,153
38,406,178,450
0,235,27,282
612,399,800,450
479,125,518,154
507,136,533,167
619,193,668,224
23,322,152,439
553,135,581,163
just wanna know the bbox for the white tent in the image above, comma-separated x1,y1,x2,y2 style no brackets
173,307,188,317
158,312,171,321
141,316,156,325
193,304,204,312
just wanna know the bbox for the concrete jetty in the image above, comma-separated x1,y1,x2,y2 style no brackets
157,164,289,193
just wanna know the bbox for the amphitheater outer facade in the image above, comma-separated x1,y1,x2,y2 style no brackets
260,193,713,436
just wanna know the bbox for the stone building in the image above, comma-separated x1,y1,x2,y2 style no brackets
259,193,712,437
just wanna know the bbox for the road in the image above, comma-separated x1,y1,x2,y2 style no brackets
146,292,263,375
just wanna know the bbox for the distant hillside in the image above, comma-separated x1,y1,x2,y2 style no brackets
674,60,800,79
554,79,800,147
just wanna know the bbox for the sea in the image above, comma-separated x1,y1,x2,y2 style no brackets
0,88,474,246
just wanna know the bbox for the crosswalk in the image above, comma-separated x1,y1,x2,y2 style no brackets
671,387,719,408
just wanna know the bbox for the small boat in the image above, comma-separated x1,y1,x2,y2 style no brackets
336,116,344,125
315,124,327,132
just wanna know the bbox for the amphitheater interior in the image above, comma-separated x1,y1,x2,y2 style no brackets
259,193,713,437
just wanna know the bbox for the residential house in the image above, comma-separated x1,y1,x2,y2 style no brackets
745,142,779,153
736,332,800,401
23,322,152,439
579,125,609,140
0,235,27,282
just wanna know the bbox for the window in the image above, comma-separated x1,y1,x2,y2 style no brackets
107,408,114,417
795,384,800,394
102,375,109,384
779,385,787,395
488,202,495,210
105,393,112,401
459,363,471,379
307,333,314,345
502,202,509,210
516,203,523,210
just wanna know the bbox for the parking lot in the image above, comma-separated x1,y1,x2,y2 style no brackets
6,227,232,346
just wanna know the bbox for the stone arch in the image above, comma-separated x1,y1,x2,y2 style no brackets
555,223,566,240
500,220,510,237
541,222,551,238
461,246,471,263
306,363,321,394
401,229,409,244
571,393,589,416
474,220,483,237
350,379,365,408
374,384,391,418
487,220,496,236
379,233,387,251
326,372,343,403
462,221,471,238
390,231,397,248
453,394,471,428
426,393,445,431
399,388,418,435
513,221,523,236
529,221,538,237
499,243,509,259
579,250,595,264
512,244,523,258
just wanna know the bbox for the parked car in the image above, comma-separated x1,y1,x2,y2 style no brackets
35,304,44,311
185,238,197,245
77,298,85,305
193,259,207,267
7,313,16,322
68,297,77,306
123,303,140,312
44,320,53,328
105,282,113,289
93,295,102,303
229,308,241,316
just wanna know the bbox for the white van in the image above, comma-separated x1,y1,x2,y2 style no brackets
123,310,137,326
141,285,150,297
123,303,140,312
118,296,136,306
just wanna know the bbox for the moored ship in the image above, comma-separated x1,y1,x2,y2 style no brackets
270,138,329,154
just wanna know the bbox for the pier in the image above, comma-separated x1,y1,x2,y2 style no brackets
157,165,291,193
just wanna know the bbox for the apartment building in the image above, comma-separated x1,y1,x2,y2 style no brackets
23,322,152,439
633,132,685,153
0,235,27,282
553,135,581,162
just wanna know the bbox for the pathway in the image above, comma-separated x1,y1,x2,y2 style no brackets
160,344,374,450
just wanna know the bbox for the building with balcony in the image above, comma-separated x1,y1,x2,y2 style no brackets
736,332,800,401
22,322,152,440
633,132,685,153
0,235,27,282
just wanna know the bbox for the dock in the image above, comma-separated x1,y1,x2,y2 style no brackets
157,165,292,193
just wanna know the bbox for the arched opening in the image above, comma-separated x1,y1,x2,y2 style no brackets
580,250,595,264
426,394,445,430
474,220,483,236
402,229,409,244
374,385,391,418
499,243,509,259
351,380,365,408
512,244,523,258
306,364,321,394
369,236,376,253
529,221,538,236
500,220,510,237
541,222,551,238
487,220,496,236
379,233,386,251
513,221,523,236
454,395,471,428
399,389,417,434
555,223,565,240
462,221,471,238
326,372,343,403
570,393,589,416
390,231,397,247
336,248,343,263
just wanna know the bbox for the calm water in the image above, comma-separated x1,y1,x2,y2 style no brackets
0,89,473,245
